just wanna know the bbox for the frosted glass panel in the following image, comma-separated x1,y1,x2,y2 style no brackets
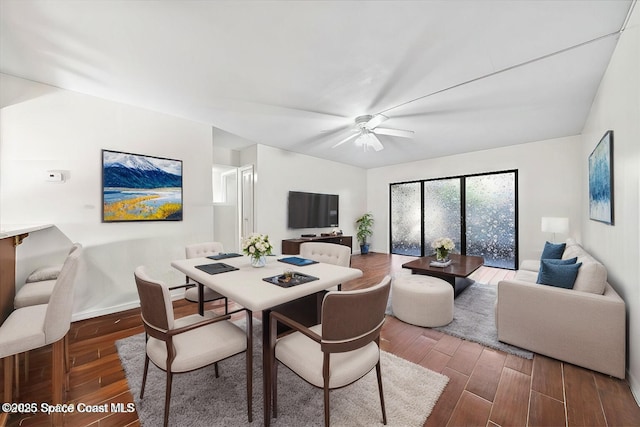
390,182,421,255
466,173,516,268
423,179,461,254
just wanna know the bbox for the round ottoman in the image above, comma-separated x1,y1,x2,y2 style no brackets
392,275,454,327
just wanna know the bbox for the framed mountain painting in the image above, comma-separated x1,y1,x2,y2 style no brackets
588,131,614,225
102,149,183,222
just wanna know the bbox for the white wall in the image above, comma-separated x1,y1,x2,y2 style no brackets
0,74,216,319
254,144,367,253
580,5,640,399
367,135,583,260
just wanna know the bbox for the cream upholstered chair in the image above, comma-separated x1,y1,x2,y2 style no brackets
270,275,391,427
182,242,228,313
0,244,82,426
12,243,82,390
134,266,252,427
299,242,351,291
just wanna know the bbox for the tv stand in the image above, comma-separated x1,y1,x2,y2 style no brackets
282,235,353,255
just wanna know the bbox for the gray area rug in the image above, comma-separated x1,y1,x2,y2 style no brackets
387,281,534,359
116,319,449,426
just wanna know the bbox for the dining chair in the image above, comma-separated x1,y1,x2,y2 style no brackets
299,242,351,268
299,242,351,291
0,244,82,426
179,242,228,313
11,243,82,392
270,275,391,427
134,266,252,427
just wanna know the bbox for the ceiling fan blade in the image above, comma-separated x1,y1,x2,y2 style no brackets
374,127,415,138
332,132,360,148
364,114,388,130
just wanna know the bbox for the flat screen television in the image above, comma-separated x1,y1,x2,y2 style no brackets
288,191,339,229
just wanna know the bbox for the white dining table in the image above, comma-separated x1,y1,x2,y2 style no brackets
170,254,363,426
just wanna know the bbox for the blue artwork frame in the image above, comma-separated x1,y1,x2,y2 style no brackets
588,131,614,225
102,149,183,222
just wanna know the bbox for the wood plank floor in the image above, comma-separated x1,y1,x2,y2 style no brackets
2,252,639,426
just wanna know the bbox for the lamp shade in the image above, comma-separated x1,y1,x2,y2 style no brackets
541,217,569,234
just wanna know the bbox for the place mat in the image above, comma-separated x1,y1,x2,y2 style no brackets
278,256,318,266
263,272,319,288
207,253,243,260
195,262,239,275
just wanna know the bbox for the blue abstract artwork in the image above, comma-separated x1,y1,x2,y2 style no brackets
589,131,614,225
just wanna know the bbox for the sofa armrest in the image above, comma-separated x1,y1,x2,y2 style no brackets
496,279,625,378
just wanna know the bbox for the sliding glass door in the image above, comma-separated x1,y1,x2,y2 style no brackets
465,172,517,269
423,178,462,256
390,170,518,269
390,182,421,255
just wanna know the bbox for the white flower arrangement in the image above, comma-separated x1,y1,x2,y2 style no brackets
431,237,455,252
431,237,455,261
242,233,274,259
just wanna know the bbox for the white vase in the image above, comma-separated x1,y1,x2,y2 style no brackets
251,255,266,268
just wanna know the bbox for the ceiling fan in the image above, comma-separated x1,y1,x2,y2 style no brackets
332,114,414,151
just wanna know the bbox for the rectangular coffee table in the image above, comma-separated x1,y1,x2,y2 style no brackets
402,253,484,296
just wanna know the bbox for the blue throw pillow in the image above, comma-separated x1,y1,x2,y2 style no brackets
540,241,566,260
537,260,582,289
542,257,578,265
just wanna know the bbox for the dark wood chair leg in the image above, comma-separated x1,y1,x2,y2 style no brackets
323,354,330,427
64,334,71,391
140,355,150,398
163,371,173,427
13,354,19,397
272,360,278,418
3,356,13,404
198,284,205,316
323,384,330,427
376,361,387,425
52,339,65,426
214,362,219,378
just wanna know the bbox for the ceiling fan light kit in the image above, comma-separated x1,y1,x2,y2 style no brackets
332,114,415,151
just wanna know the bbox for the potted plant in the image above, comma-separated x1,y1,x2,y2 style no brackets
356,213,374,254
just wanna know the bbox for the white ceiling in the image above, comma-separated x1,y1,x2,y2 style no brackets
0,1,634,169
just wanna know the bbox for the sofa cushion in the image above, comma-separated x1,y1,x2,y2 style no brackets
541,242,565,260
543,257,578,265
537,260,582,289
572,258,607,294
26,264,63,283
514,269,538,282
519,259,540,272
562,244,584,260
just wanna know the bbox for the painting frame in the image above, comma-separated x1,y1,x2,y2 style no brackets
588,130,614,225
102,149,183,222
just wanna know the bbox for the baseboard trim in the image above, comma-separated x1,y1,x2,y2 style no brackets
71,291,186,321
628,368,640,407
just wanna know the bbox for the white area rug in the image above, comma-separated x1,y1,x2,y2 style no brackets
116,320,449,426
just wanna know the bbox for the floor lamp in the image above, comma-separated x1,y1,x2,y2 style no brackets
541,217,569,243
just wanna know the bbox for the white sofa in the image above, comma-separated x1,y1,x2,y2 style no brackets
496,238,626,379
